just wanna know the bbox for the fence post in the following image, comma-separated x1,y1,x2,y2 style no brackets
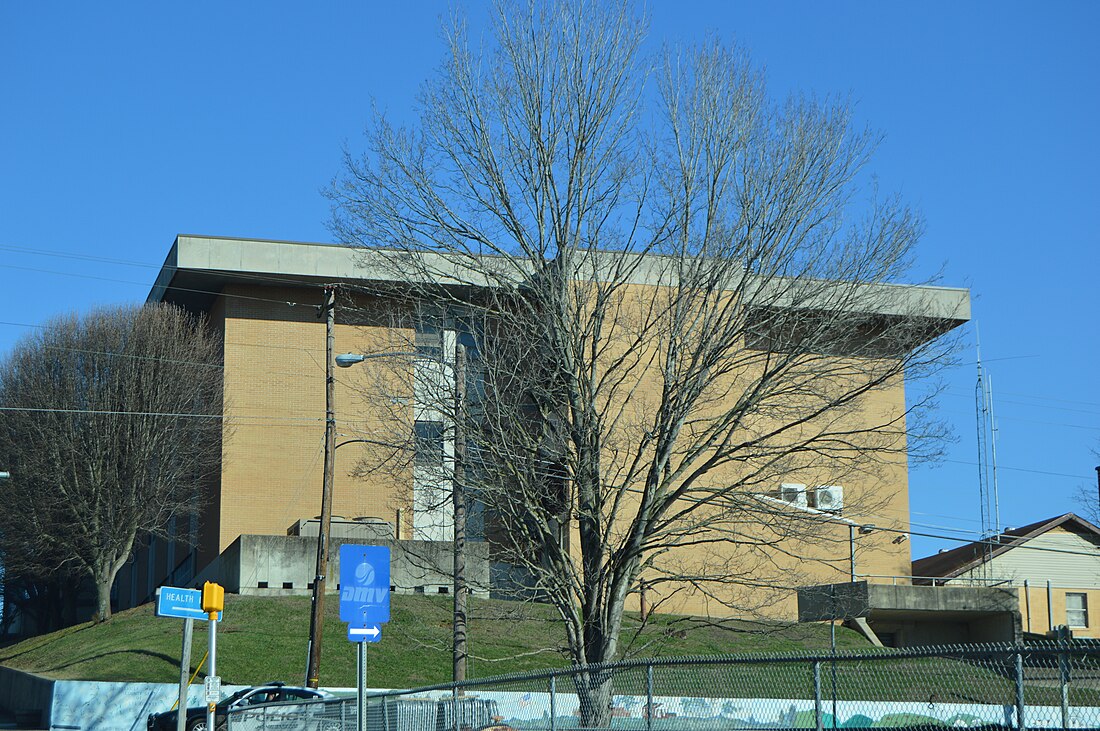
1057,627,1070,729
1014,652,1026,731
813,661,823,731
382,694,390,731
453,684,459,731
646,662,654,731
550,675,557,731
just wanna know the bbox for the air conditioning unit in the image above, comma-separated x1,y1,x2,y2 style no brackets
779,483,807,508
815,485,844,512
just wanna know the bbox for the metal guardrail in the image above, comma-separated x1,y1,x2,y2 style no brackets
860,573,1016,587
227,642,1100,730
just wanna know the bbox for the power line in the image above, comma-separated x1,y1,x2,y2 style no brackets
0,396,1087,481
0,240,354,290
0,243,158,269
0,262,310,308
2,403,1095,562
939,458,1092,481
937,405,1100,433
0,406,226,419
942,389,1100,417
39,344,224,369
873,521,1100,562
0,404,420,426
0,237,396,309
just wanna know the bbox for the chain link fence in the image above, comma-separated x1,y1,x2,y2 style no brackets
226,642,1100,730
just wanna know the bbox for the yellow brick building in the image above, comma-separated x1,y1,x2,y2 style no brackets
117,234,971,630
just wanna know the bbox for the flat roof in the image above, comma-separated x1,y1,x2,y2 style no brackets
149,234,971,331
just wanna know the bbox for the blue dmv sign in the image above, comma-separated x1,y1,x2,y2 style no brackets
339,544,391,628
155,586,221,621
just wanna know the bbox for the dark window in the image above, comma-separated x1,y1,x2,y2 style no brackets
415,420,445,466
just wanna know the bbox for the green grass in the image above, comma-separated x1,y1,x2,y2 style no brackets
0,593,868,688
5,595,1095,706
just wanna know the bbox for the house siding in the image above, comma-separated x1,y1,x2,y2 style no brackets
954,526,1100,638
955,527,1100,588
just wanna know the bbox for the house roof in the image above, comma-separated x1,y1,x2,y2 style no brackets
912,512,1100,580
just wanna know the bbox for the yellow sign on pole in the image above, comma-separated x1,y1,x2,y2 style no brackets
202,581,224,618
201,581,224,731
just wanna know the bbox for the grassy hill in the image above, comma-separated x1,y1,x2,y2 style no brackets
0,594,868,688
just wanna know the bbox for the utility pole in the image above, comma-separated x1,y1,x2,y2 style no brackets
306,284,337,689
453,340,468,684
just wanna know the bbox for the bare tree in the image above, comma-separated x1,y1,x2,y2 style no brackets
329,0,962,724
0,303,224,622
1074,447,1100,525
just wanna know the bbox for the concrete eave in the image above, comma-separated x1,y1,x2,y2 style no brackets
149,235,970,336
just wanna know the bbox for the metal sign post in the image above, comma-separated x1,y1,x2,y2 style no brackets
155,586,223,731
176,618,193,731
201,582,224,731
340,544,391,731
357,640,366,731
206,615,217,731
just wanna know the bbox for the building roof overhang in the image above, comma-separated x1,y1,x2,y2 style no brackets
150,234,971,343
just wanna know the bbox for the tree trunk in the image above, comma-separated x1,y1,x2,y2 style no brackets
94,572,113,622
92,554,127,622
575,667,615,730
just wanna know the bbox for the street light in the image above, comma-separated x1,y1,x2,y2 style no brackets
303,287,418,689
335,353,368,368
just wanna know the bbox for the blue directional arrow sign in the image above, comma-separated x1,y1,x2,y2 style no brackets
339,544,391,625
155,586,222,621
347,624,382,643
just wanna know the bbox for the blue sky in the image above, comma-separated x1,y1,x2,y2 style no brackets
1,2,1097,561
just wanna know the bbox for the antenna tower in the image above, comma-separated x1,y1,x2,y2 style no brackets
974,333,1001,577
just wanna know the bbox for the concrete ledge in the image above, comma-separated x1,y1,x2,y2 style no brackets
798,581,1022,646
798,581,1019,621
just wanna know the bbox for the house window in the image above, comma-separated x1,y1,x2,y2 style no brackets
1067,593,1089,628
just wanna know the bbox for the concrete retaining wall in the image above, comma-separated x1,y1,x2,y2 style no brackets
0,665,54,727
194,535,490,598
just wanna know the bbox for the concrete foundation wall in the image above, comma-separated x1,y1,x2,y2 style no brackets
194,535,490,597
0,665,54,727
867,583,1019,614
